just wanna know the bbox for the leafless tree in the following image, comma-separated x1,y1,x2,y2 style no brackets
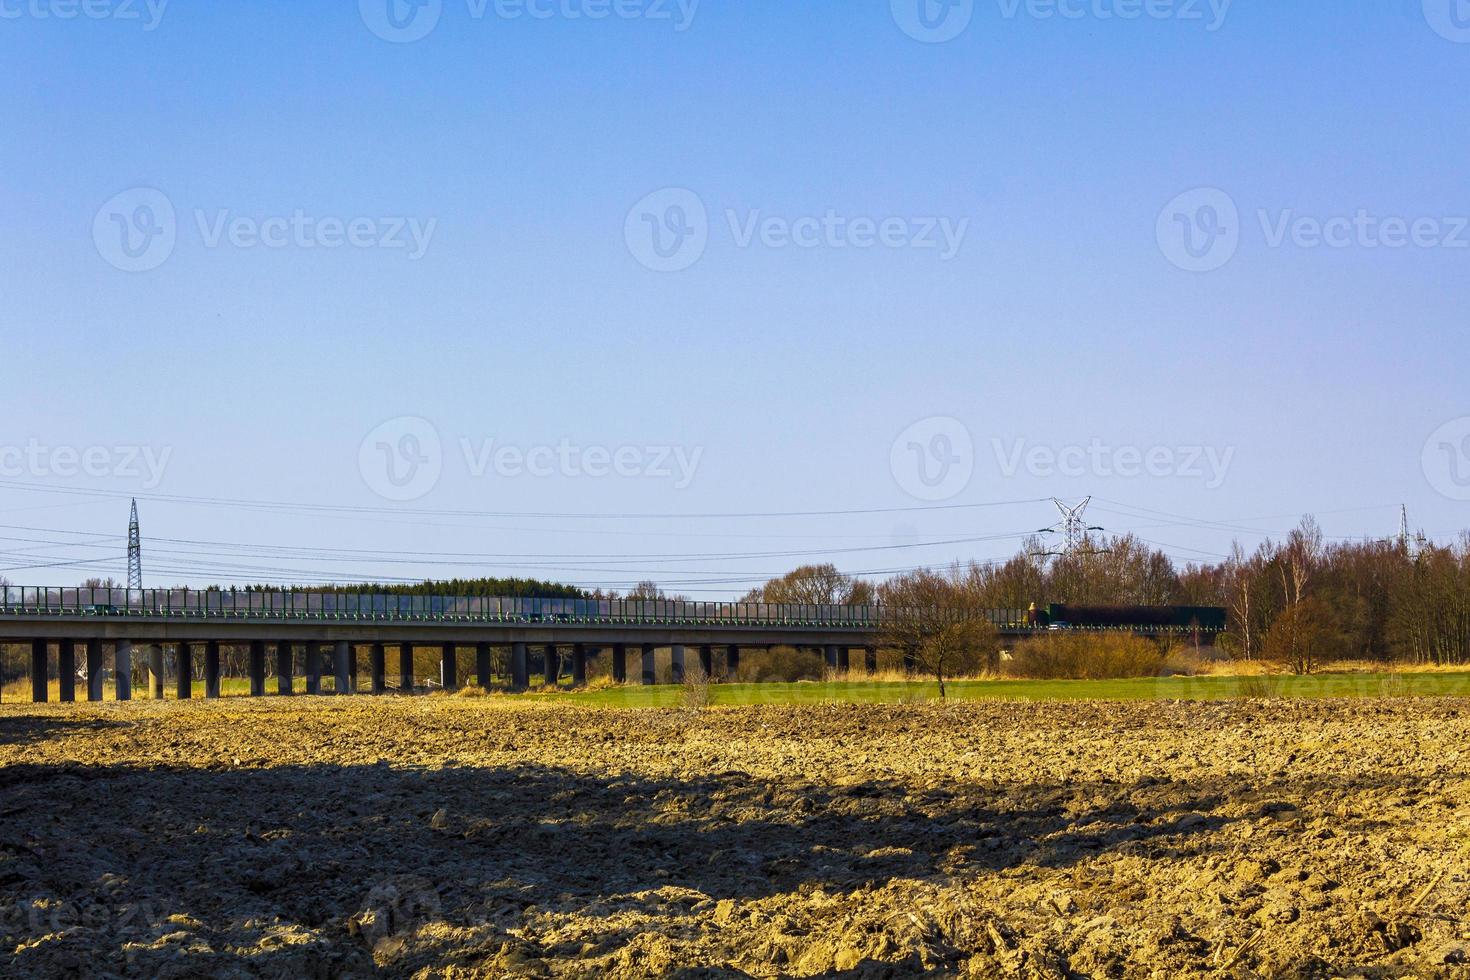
742,564,874,605
879,567,998,697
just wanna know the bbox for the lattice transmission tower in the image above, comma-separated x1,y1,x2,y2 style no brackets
127,499,143,590
1031,497,1108,558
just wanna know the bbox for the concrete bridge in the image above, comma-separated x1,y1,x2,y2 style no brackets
2,588,1223,703
3,588,898,703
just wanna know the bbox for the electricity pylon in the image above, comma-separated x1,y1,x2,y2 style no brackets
127,499,143,590
1032,497,1108,558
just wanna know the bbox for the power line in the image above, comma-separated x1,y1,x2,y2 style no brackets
0,480,1047,521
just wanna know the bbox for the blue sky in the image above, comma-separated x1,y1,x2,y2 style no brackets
1,1,1467,593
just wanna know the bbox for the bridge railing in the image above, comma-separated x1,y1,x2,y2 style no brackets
0,587,909,629
0,589,1220,634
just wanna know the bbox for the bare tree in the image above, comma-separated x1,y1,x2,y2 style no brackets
742,564,874,605
627,580,689,601
1263,596,1330,675
879,568,998,698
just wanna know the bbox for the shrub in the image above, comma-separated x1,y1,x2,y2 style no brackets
733,646,825,683
681,663,712,710
1235,674,1282,699
1004,633,1166,680
1262,598,1332,675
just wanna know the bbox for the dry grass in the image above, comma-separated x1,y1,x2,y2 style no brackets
1233,674,1284,699
1004,633,1166,680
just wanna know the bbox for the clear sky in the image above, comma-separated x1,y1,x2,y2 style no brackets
2,1,1467,594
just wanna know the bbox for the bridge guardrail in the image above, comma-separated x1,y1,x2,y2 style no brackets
0,588,1222,634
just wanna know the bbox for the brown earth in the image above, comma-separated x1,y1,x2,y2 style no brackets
1,696,1468,978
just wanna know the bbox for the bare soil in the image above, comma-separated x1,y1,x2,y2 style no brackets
1,696,1468,978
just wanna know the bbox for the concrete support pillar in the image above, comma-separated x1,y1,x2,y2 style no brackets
612,643,627,683
371,643,387,695
175,643,192,700
476,643,492,689
249,640,267,697
864,647,878,674
572,644,588,687
824,644,840,672
698,645,714,680
277,641,294,695
205,641,221,699
838,647,851,674
149,645,165,699
58,639,76,703
305,642,321,695
398,643,414,692
115,640,133,701
440,643,458,691
641,643,656,686
670,644,686,684
334,640,352,694
543,645,560,687
87,639,105,702
727,645,740,678
511,642,529,689
30,640,46,703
